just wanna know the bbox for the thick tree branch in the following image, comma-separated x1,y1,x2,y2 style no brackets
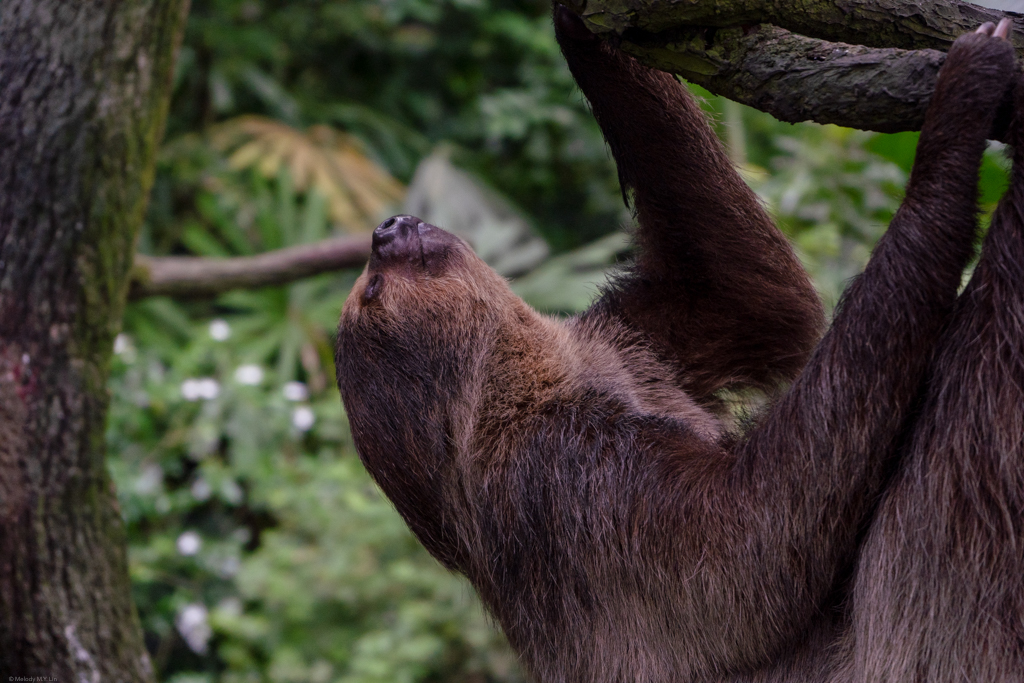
622,25,946,132
562,0,1023,132
129,235,372,299
568,0,1022,50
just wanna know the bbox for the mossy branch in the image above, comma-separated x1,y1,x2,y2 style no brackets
562,0,1024,132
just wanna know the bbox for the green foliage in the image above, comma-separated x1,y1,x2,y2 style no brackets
699,90,1011,309
120,160,523,680
163,0,625,252
109,307,523,682
111,2,1015,682
756,125,905,307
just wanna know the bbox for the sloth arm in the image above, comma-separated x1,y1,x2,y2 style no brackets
556,7,825,401
849,75,1024,681
633,28,1015,674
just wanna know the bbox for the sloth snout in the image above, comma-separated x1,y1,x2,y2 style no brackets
373,215,421,252
370,215,462,274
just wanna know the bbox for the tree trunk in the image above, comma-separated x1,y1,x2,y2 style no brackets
0,1,189,679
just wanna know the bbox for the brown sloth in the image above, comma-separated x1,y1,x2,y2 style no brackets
336,8,1020,682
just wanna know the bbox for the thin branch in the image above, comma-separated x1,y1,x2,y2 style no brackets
129,235,371,299
561,0,1023,132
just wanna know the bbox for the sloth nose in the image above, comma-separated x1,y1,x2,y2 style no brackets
372,215,421,252
370,215,459,272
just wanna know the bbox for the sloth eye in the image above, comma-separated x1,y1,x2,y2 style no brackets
363,273,383,301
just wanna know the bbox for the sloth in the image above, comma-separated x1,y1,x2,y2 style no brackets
847,37,1024,683
336,8,1021,682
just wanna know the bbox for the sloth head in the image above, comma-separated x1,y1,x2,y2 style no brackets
335,215,525,568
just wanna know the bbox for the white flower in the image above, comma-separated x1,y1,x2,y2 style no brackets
209,319,231,341
181,378,220,401
181,379,201,401
292,406,315,431
198,378,220,400
176,603,211,654
190,478,212,501
113,334,137,363
282,381,309,401
234,364,264,386
176,531,202,556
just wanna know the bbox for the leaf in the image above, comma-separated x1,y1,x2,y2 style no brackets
512,232,631,313
211,116,405,232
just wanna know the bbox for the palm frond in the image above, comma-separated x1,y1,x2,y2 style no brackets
210,116,405,232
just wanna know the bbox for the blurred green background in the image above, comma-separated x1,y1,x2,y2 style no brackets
110,1,1013,681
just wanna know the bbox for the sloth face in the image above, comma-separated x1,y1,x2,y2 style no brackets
341,215,510,326
366,214,467,283
334,215,519,569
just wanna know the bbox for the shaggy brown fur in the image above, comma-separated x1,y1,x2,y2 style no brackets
844,73,1024,683
335,9,1017,682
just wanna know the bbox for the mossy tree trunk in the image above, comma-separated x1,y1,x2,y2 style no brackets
0,1,189,679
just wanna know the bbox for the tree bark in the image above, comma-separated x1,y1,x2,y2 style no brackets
619,25,946,132
0,1,190,680
566,0,1021,49
561,0,1024,132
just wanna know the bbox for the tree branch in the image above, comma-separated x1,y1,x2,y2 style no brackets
622,25,945,132
129,235,372,299
568,0,1022,50
562,0,1024,132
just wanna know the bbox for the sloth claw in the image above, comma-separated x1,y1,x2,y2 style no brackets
976,18,1012,40
995,18,1012,40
